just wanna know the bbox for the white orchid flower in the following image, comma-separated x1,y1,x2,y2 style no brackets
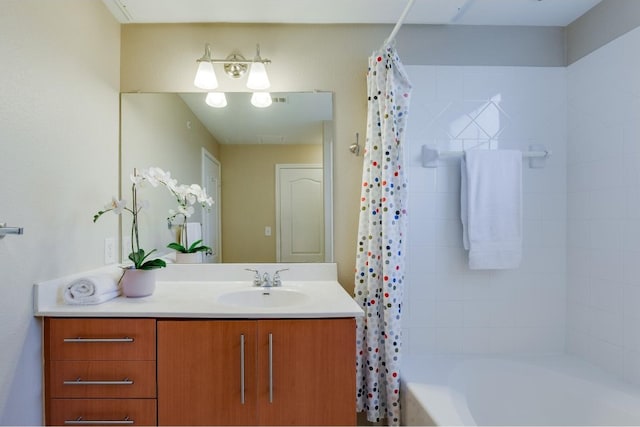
142,167,169,187
172,184,188,199
178,205,195,218
130,172,144,185
104,197,127,214
165,177,179,192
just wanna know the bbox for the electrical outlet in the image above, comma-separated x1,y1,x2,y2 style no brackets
122,236,132,260
104,237,116,264
265,226,272,236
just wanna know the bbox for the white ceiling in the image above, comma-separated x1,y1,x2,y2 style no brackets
103,0,602,27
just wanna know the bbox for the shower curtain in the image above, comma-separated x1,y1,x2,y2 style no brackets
354,44,412,425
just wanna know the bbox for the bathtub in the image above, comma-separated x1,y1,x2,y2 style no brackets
401,355,640,426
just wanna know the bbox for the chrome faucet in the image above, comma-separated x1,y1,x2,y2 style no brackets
261,272,272,288
245,268,289,289
245,269,275,288
272,268,289,287
245,268,262,287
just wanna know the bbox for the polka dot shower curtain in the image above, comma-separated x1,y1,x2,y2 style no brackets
354,44,411,426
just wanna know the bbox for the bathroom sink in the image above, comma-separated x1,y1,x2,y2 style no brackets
216,287,311,308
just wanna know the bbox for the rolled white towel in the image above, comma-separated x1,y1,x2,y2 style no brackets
63,274,120,305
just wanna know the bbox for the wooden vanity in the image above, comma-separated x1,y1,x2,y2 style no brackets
36,263,362,426
43,317,355,426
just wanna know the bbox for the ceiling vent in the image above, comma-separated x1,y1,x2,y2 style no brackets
106,0,133,22
258,135,286,144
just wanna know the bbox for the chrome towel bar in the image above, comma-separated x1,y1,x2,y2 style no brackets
422,144,551,169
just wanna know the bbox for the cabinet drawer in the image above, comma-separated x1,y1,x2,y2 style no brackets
46,318,155,361
49,361,156,398
48,398,156,426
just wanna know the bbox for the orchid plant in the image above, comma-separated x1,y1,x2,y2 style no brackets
161,172,214,254
93,167,213,269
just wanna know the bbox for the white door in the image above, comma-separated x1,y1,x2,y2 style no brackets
202,149,221,263
276,164,324,263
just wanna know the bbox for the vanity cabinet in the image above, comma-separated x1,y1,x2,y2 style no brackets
43,318,157,426
157,318,356,426
43,317,356,426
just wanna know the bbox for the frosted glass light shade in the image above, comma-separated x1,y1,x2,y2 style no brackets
246,62,270,90
194,61,218,90
205,92,227,108
251,92,272,108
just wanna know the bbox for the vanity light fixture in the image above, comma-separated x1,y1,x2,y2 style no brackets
246,45,271,90
205,92,227,108
194,43,272,91
194,44,218,90
250,92,273,108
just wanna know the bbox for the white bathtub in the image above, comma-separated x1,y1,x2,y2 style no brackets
401,355,640,426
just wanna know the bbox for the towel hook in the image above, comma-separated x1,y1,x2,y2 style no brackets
349,133,361,156
0,223,24,239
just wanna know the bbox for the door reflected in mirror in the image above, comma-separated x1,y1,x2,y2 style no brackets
120,92,333,263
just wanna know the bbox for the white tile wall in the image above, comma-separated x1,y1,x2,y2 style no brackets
403,28,640,386
567,25,640,384
403,65,567,359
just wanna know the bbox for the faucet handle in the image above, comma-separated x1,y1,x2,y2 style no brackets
272,268,289,287
245,268,261,286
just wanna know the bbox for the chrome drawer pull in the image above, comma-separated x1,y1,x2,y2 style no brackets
268,332,273,403
240,334,245,405
65,416,134,425
63,337,135,343
63,377,134,386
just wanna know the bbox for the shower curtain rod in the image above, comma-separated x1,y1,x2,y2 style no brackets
384,0,416,46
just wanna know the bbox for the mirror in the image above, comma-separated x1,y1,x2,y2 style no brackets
120,91,333,263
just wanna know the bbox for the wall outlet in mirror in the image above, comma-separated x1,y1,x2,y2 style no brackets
104,237,116,264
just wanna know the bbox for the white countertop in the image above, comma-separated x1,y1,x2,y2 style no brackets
33,263,364,319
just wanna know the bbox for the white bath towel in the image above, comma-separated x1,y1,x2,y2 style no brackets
461,149,522,269
63,274,120,305
181,222,202,247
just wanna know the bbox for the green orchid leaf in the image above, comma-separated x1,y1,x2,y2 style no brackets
167,242,187,252
188,239,203,251
168,240,210,253
140,258,167,270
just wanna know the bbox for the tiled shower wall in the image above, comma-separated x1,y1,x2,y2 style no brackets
566,25,640,383
402,65,567,358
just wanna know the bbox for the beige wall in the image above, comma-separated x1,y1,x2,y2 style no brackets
121,24,381,287
0,1,120,423
121,93,219,255
220,144,322,262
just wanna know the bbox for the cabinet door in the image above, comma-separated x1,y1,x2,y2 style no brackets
257,318,356,426
157,320,257,426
